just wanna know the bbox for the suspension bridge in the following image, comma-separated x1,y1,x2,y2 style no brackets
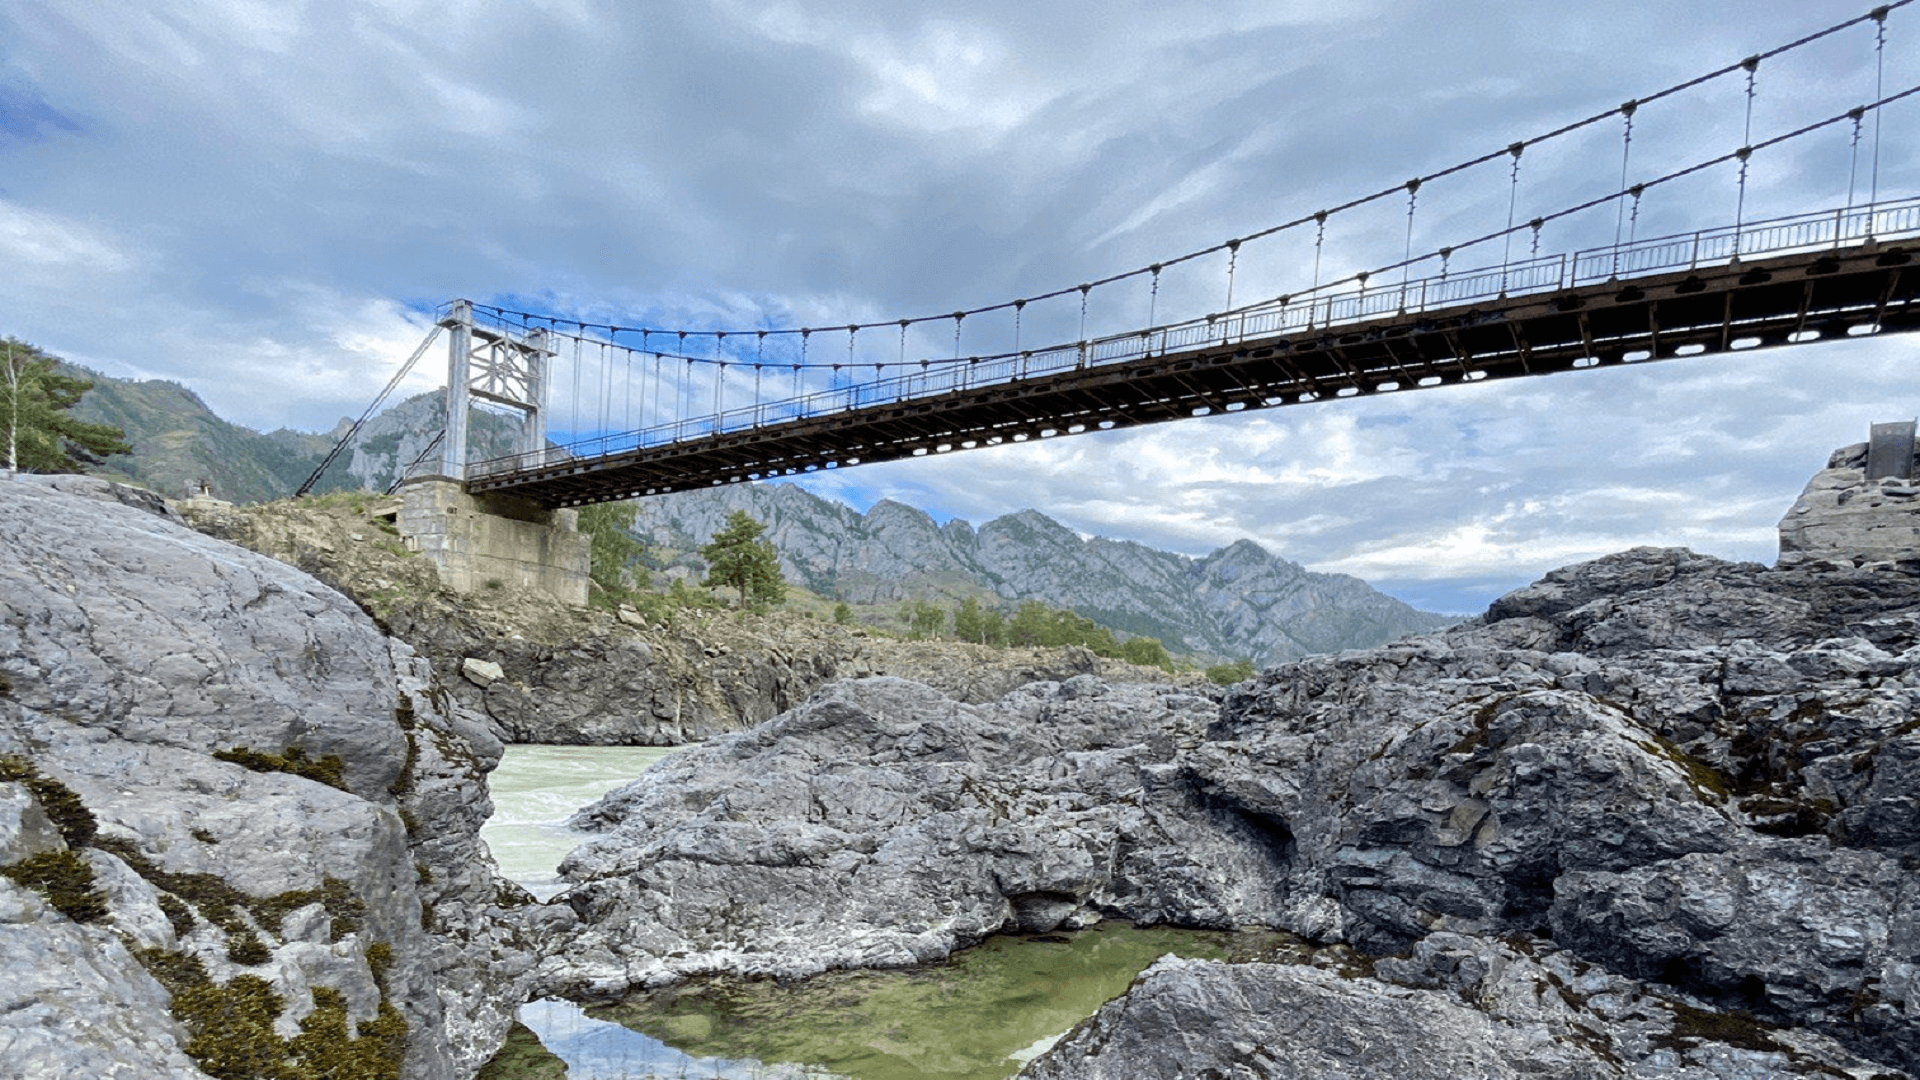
308,4,1919,512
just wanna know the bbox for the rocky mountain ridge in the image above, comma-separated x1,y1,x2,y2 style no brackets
66,366,517,504
633,481,1453,663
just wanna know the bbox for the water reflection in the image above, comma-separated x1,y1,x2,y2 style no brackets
519,998,845,1080
588,924,1235,1080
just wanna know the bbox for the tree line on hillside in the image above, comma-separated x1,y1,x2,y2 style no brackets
884,597,1260,682
583,505,785,614
879,596,1177,670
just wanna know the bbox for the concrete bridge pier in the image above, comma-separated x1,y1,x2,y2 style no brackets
397,477,590,606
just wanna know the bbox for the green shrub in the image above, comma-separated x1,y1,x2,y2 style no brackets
1206,659,1258,685
1116,636,1174,671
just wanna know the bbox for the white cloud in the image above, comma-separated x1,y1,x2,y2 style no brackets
0,202,135,271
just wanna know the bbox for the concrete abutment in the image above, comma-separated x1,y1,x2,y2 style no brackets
398,477,589,606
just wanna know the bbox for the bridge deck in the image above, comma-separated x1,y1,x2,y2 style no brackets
468,243,1915,508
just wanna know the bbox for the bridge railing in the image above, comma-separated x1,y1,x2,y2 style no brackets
468,196,1920,482
1571,200,1920,283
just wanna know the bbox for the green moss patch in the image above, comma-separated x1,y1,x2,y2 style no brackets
213,747,348,792
388,732,418,801
1638,737,1732,804
96,837,258,936
0,754,97,847
225,932,271,965
95,837,364,946
287,988,408,1080
134,946,408,1080
1652,1000,1787,1055
1,850,108,923
364,941,394,993
158,894,196,936
256,878,368,940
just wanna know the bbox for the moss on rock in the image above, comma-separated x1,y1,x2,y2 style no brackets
1,849,108,923
134,943,409,1080
212,746,349,792
0,753,97,847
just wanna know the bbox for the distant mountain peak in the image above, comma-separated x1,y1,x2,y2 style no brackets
629,483,1453,663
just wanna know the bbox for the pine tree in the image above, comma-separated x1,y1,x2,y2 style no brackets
2,339,130,474
700,510,786,609
577,500,647,600
953,596,988,644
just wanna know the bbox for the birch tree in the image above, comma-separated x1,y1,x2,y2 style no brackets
1,339,131,474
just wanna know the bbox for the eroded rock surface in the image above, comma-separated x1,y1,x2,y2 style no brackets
549,543,1920,1077
542,676,1263,995
1027,936,1902,1080
0,476,532,1078
1780,439,1920,562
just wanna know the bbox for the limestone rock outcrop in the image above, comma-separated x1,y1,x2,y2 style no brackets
542,676,1248,995
0,476,532,1078
548,539,1920,1076
1026,936,1901,1080
1779,439,1920,562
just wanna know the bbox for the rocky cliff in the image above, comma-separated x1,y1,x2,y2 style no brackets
0,476,535,1078
546,513,1920,1074
631,481,1454,663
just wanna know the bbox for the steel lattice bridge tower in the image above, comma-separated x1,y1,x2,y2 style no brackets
326,3,1918,515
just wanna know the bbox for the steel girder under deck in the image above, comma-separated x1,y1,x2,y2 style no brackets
469,243,1916,508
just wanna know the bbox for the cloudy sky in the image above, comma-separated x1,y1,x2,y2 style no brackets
4,0,1917,614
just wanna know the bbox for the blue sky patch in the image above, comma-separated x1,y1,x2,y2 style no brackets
0,82,81,144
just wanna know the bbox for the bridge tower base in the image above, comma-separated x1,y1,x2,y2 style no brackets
397,478,590,607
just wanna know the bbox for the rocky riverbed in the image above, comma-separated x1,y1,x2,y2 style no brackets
545,446,1920,1077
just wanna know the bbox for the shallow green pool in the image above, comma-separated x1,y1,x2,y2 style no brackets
589,922,1263,1080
